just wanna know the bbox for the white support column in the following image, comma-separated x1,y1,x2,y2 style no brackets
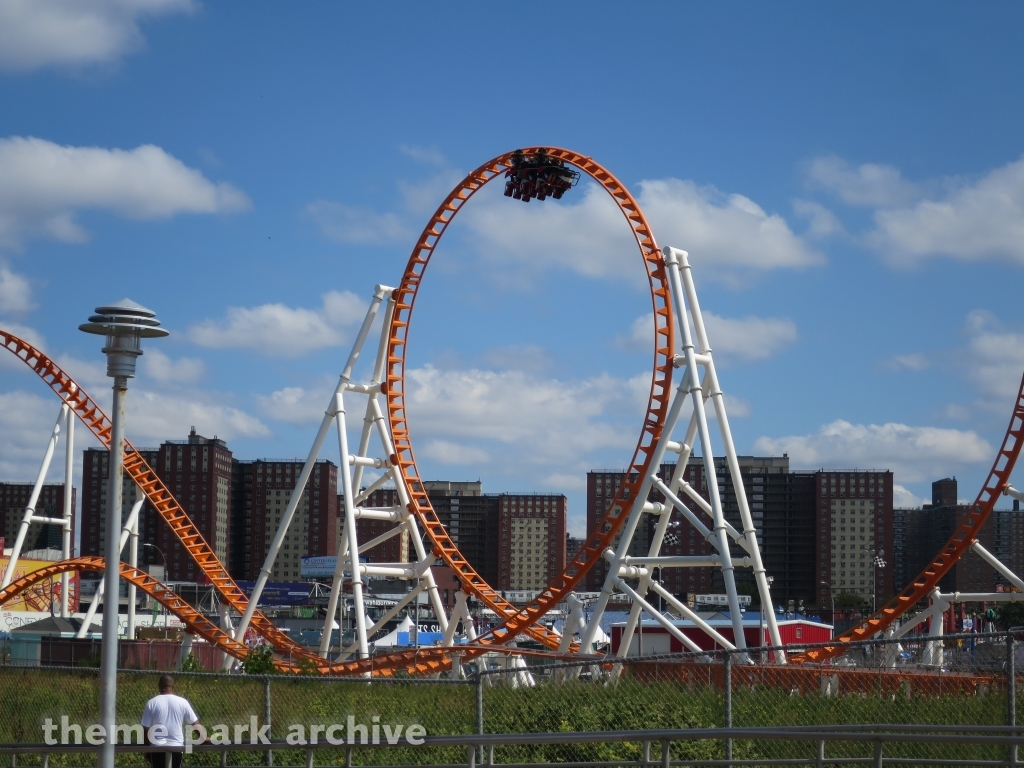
126,511,138,640
662,247,746,649
441,591,471,647
971,541,1024,591
558,595,586,653
76,498,145,639
923,589,949,667
335,391,369,660
3,404,69,589
673,246,784,660
61,407,74,618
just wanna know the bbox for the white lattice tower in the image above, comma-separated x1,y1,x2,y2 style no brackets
577,246,785,661
230,285,451,665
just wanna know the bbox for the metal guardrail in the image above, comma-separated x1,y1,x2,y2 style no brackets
1,726,1024,768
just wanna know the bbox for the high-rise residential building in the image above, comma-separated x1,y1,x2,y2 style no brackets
424,481,498,587
496,493,567,591
816,469,894,607
566,536,584,563
339,482,568,593
82,429,234,582
586,459,897,610
931,477,958,508
1,483,76,553
236,459,339,581
893,477,1012,595
586,458,787,600
81,447,158,564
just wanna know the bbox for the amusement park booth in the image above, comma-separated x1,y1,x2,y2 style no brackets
610,612,833,656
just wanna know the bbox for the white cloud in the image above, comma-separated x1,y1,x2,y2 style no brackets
479,344,552,373
306,200,412,245
307,165,464,244
256,384,332,425
126,391,270,443
398,145,446,166
887,353,930,371
405,365,637,457
622,311,797,363
792,199,844,237
0,389,82,480
961,310,1024,407
867,156,1024,265
0,136,249,247
0,0,195,72
806,155,921,207
419,440,490,464
189,290,366,357
753,420,992,483
461,179,821,284
141,348,204,384
0,263,34,312
0,320,46,354
893,484,928,509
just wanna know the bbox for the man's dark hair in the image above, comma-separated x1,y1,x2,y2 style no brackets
159,674,174,692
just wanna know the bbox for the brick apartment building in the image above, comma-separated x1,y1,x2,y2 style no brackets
238,459,339,581
1,482,76,553
816,469,895,608
82,429,339,583
339,481,568,593
586,458,896,610
893,477,1019,596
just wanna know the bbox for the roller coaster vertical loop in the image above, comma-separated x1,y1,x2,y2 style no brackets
383,147,675,651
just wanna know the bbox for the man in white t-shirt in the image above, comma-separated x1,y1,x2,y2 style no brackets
141,674,200,768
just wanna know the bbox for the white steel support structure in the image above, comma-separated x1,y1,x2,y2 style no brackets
578,247,784,662
230,285,450,667
2,404,76,598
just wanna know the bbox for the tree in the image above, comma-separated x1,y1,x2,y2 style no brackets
180,652,204,673
995,601,1024,630
240,643,277,674
833,592,869,611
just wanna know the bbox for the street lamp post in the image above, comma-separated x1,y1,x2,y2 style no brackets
821,580,835,628
142,542,168,627
80,300,166,768
861,546,887,613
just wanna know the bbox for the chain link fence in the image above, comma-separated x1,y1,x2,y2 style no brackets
0,631,1020,766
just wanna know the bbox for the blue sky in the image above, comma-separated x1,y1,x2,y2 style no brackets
2,2,1024,539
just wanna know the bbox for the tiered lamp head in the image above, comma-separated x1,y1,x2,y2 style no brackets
79,299,168,378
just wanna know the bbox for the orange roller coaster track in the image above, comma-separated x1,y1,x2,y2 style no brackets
382,147,674,656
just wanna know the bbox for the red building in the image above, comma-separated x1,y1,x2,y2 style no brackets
610,613,833,655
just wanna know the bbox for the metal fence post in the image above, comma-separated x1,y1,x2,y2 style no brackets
1010,633,1017,768
264,676,272,767
723,650,732,768
873,738,883,768
476,671,485,765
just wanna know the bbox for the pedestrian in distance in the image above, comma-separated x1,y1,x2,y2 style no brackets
142,674,200,768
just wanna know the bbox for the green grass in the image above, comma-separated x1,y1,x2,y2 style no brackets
0,666,1015,766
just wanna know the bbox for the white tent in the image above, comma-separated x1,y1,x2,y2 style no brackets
372,615,414,648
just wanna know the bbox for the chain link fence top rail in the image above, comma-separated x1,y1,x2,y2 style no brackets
0,631,1021,766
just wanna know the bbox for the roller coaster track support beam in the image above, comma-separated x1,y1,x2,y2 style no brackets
60,405,74,618
2,403,72,591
